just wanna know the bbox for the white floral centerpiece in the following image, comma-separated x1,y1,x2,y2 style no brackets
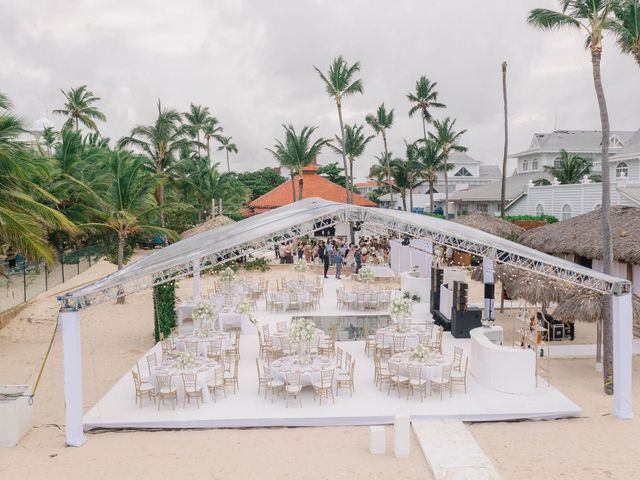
358,266,375,285
192,300,216,332
219,267,236,293
289,317,317,364
236,300,257,328
177,351,198,370
409,344,430,363
390,296,413,317
293,259,311,274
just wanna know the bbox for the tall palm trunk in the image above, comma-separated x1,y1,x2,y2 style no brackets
207,137,211,164
75,116,79,131
500,61,508,219
401,191,407,211
226,150,230,173
382,131,393,204
421,116,427,143
592,47,614,394
336,101,351,204
409,182,414,212
196,132,201,159
349,158,355,204
117,232,126,304
429,179,435,214
298,169,304,200
290,173,297,202
443,147,450,218
155,183,165,228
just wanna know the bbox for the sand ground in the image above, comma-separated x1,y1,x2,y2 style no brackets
0,257,637,479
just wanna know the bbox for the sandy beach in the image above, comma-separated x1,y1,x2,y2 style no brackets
0,259,638,479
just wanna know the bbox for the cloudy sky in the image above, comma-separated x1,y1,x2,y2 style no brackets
1,0,638,180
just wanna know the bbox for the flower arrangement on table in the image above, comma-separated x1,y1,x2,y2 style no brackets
293,259,311,274
192,300,216,332
358,266,375,284
289,317,317,343
235,300,257,327
219,267,236,285
409,343,430,363
177,351,198,370
390,296,413,317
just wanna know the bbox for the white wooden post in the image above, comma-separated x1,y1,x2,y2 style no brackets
59,307,86,446
193,259,201,300
483,257,495,320
612,292,634,419
393,415,410,457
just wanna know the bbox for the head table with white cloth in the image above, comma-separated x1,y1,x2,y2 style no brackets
388,352,451,382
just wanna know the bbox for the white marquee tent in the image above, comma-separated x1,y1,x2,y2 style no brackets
59,198,634,446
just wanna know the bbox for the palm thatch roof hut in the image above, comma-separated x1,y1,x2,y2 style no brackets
180,215,235,239
519,206,640,265
452,212,525,240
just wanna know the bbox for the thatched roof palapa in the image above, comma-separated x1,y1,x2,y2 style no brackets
180,215,235,239
553,290,640,324
519,206,640,265
452,212,525,240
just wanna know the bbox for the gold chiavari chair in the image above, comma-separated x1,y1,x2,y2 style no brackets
301,293,313,311
207,367,226,402
363,324,375,356
453,346,464,372
228,329,241,358
451,357,468,394
356,292,367,311
318,328,336,357
284,370,303,408
224,354,240,394
309,335,320,355
430,364,453,400
264,366,284,402
418,332,432,346
407,366,427,402
288,291,301,310
378,292,390,311
156,374,178,410
206,339,223,363
374,333,391,358
312,369,335,405
336,288,345,309
392,335,407,354
182,372,203,408
429,327,444,354
335,346,344,370
131,370,155,407
388,362,409,398
374,354,390,391
256,358,267,395
146,353,158,371
337,359,355,397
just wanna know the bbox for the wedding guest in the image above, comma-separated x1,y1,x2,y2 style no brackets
334,251,344,279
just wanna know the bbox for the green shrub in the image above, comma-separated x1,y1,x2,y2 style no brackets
505,214,558,224
153,280,176,341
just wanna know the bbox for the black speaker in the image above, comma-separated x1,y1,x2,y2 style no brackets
451,307,482,338
430,267,443,314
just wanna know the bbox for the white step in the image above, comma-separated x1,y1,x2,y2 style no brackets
412,420,501,480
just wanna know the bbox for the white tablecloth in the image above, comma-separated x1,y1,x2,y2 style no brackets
269,355,335,386
175,302,194,326
275,291,311,311
217,312,255,334
149,361,219,403
174,332,229,356
388,353,451,382
345,291,389,304
377,326,421,349
369,266,395,278
271,329,326,349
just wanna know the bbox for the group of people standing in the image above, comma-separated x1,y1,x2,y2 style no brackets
275,236,391,280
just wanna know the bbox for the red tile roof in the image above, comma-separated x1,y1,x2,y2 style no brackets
245,170,377,216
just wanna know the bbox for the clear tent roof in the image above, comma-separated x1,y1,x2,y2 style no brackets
68,198,630,308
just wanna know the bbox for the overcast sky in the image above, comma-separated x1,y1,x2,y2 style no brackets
1,0,638,180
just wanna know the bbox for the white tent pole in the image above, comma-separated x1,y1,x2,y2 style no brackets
612,292,634,419
193,259,201,300
59,306,87,446
483,257,495,320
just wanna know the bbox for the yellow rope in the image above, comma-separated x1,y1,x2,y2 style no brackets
31,320,58,400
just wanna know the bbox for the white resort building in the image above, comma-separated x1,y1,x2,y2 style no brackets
449,129,640,219
378,151,501,212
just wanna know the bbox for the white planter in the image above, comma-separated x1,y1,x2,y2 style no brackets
0,385,33,447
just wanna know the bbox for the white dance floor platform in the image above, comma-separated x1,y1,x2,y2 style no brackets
84,277,581,430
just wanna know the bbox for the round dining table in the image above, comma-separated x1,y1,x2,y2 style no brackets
376,326,423,350
387,352,451,382
149,359,220,403
173,331,230,356
269,355,335,387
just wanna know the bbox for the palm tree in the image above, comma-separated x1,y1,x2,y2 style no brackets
203,116,223,163
118,100,192,227
544,149,594,183
266,124,329,201
40,126,57,156
416,139,449,214
53,85,106,131
528,0,616,394
0,92,12,110
389,158,411,211
365,104,395,204
183,104,211,158
611,0,640,66
500,61,509,219
313,56,363,204
329,124,375,198
217,135,238,172
407,76,446,141
0,103,76,268
403,141,424,212
369,152,394,202
429,117,467,218
189,158,249,218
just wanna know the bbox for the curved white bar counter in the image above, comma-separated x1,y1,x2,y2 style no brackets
469,326,536,395
400,272,430,301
